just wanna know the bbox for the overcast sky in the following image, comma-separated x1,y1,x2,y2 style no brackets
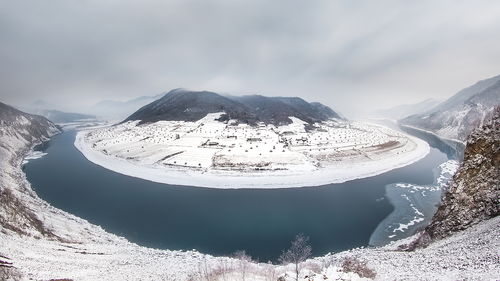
1,0,500,117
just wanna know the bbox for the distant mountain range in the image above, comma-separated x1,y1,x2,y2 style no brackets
124,89,341,125
20,100,96,124
400,74,500,142
371,98,441,120
88,93,165,120
26,109,95,124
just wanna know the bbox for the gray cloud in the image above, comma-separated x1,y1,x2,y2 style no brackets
1,0,500,117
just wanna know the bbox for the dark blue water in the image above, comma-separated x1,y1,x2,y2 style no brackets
24,129,456,262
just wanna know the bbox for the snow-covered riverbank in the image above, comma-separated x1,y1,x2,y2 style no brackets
74,114,430,188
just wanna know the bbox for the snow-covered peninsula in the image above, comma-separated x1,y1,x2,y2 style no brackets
75,113,429,188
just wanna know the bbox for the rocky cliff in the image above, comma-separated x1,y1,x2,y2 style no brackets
411,106,499,248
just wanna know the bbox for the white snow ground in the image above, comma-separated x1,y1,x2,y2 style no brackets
2,211,498,280
75,113,430,188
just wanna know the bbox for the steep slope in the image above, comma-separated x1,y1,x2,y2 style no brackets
124,89,340,126
0,102,60,236
0,102,60,150
401,75,500,141
125,89,254,124
310,101,342,119
410,106,499,248
227,95,341,125
371,98,441,119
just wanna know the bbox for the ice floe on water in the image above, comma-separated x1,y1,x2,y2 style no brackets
22,150,48,165
369,159,459,246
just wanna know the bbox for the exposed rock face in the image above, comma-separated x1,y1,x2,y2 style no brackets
124,88,341,125
401,74,500,141
411,106,499,247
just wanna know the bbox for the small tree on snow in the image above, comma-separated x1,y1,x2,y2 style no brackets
233,250,252,281
279,233,312,281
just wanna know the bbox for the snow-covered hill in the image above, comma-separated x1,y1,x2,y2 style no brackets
0,101,60,237
124,89,341,126
0,103,61,179
400,74,500,142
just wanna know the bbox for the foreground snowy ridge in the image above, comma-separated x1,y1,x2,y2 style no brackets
75,113,430,188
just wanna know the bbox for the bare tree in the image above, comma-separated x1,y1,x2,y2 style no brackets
233,250,252,281
279,233,312,281
213,259,232,281
263,261,277,281
0,263,22,281
195,256,213,281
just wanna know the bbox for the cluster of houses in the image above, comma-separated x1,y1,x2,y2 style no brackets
83,113,411,171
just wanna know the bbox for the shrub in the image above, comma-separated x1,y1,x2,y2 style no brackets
0,265,22,281
341,256,376,279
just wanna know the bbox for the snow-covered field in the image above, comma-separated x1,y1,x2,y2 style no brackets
75,113,430,188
